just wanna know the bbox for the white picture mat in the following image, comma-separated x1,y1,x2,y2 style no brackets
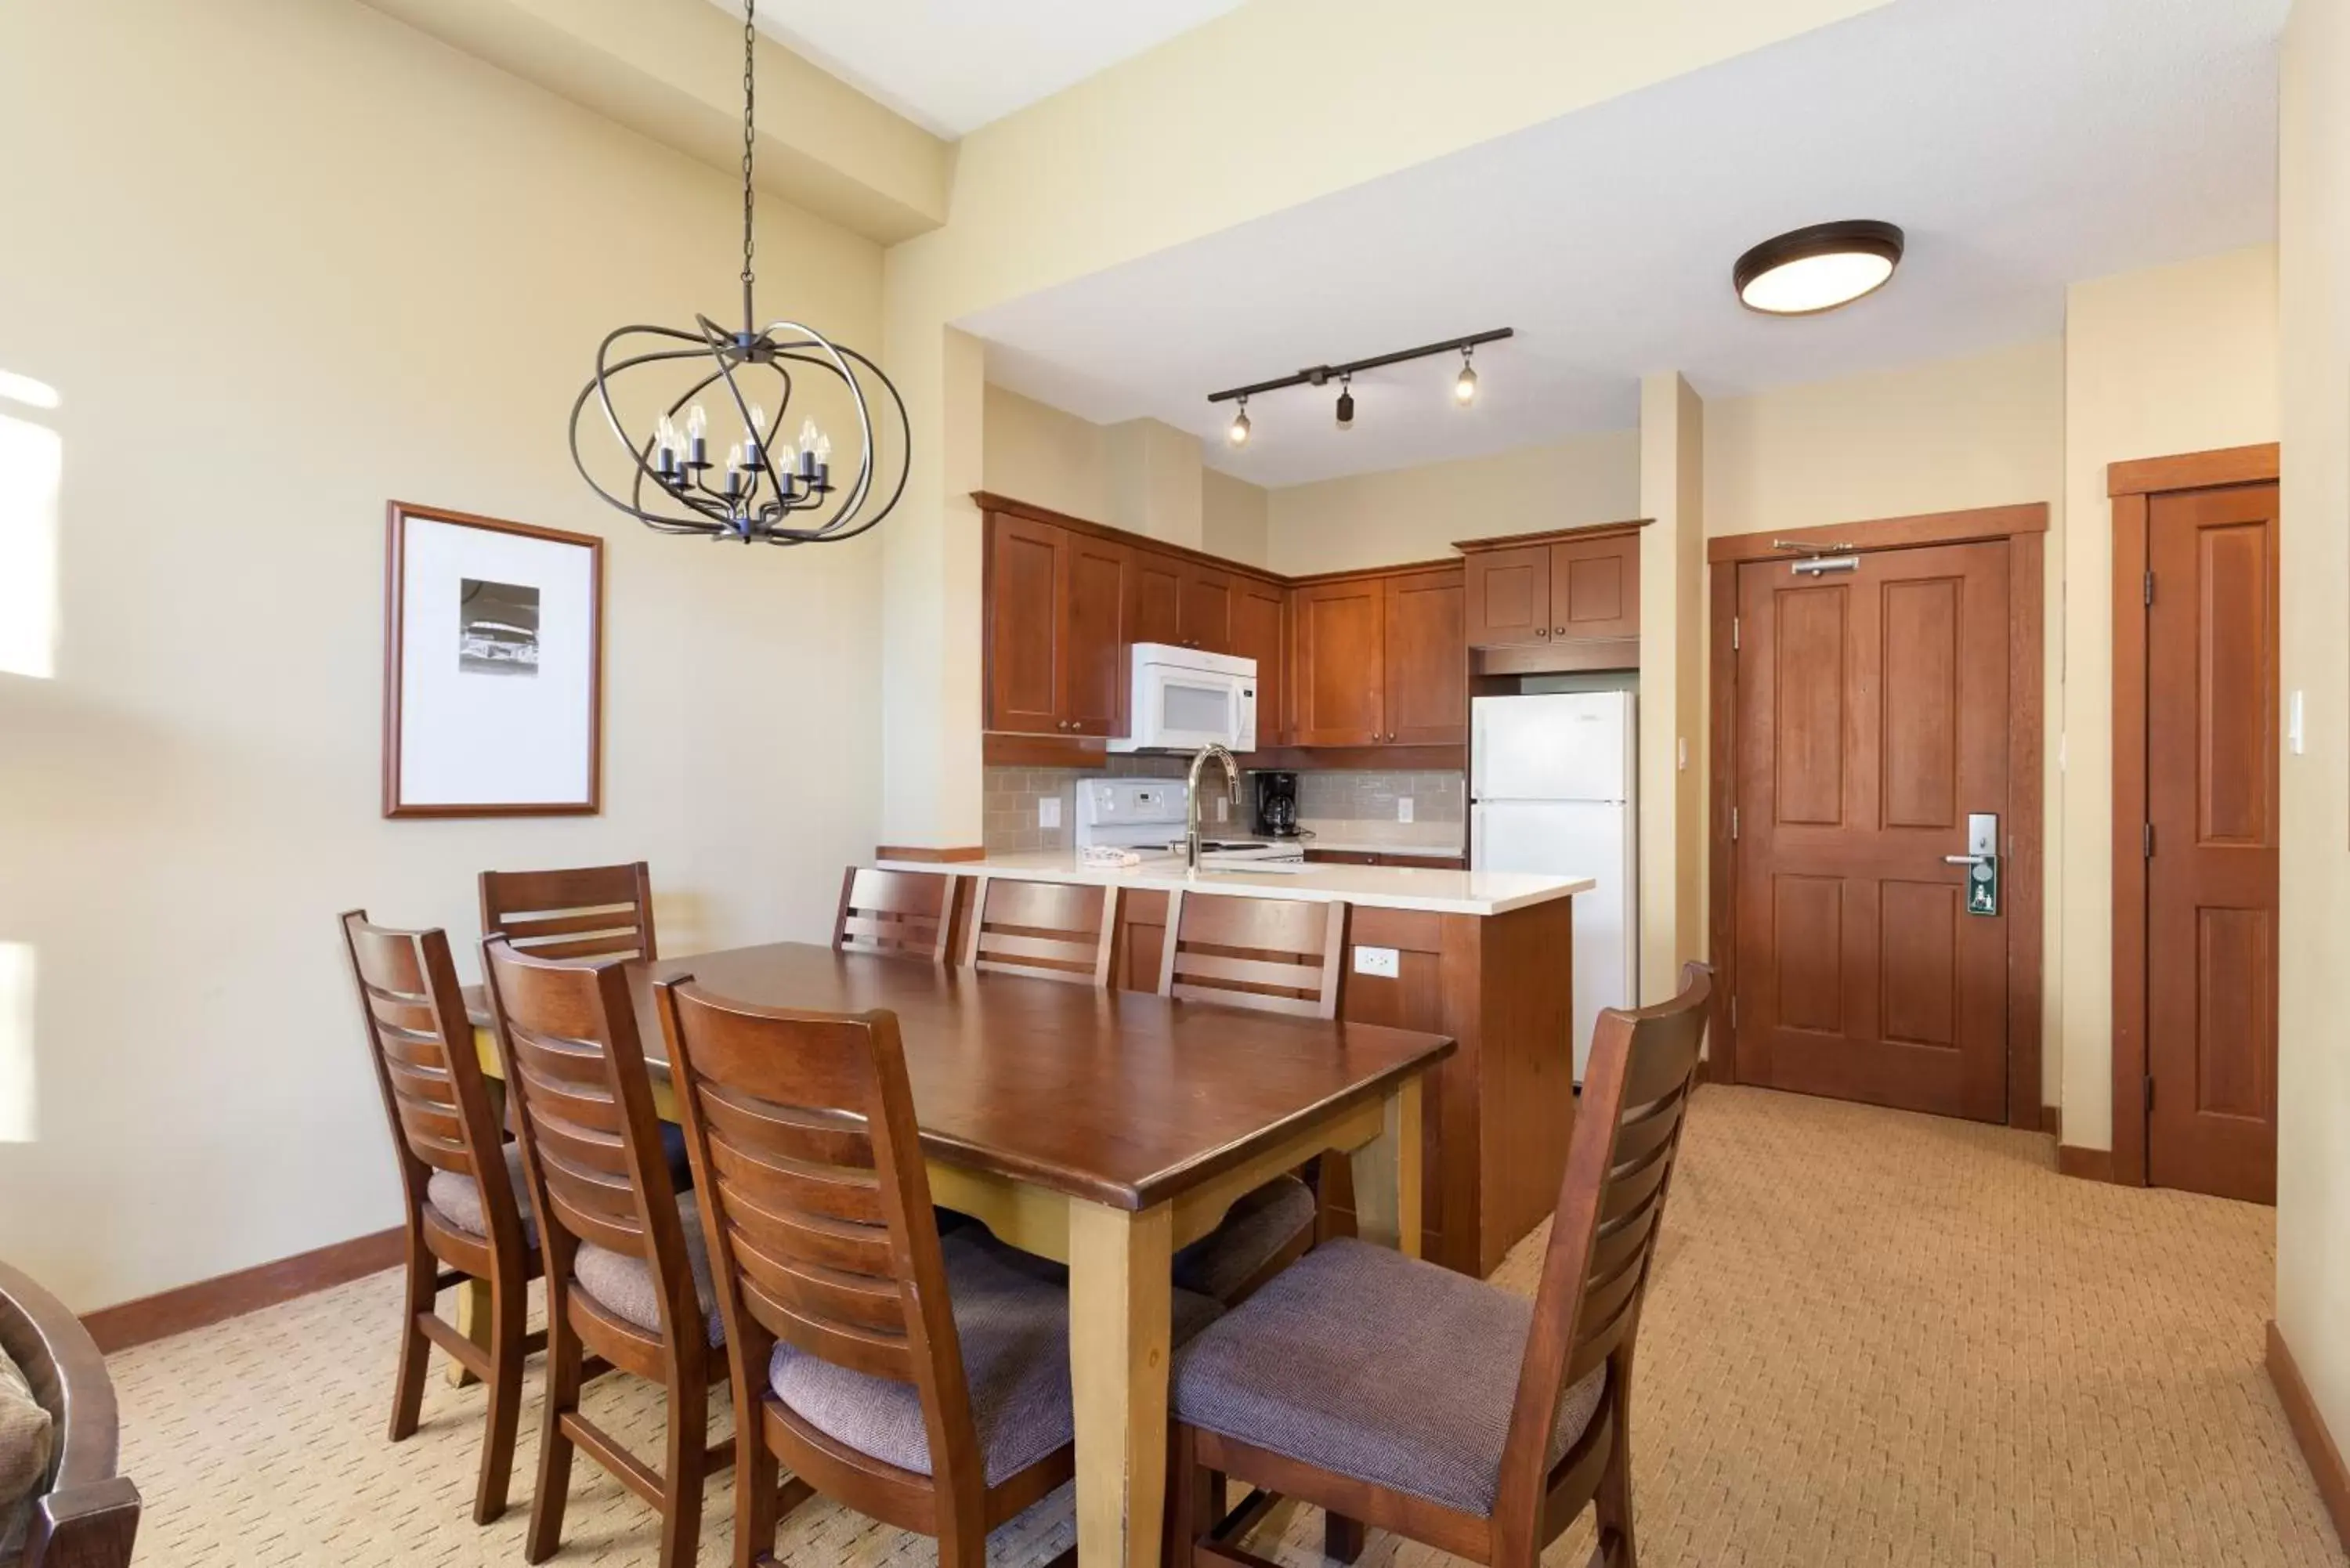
397,516,595,807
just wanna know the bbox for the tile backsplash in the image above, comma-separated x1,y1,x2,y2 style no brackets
982,761,1465,854
982,754,1185,853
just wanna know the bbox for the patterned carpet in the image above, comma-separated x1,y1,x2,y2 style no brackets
110,1086,2344,1566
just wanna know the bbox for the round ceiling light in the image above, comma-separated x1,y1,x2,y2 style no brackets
1734,220,1905,316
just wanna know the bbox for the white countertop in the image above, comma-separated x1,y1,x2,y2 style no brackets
883,851,1591,917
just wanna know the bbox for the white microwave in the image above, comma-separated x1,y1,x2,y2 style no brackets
1109,643,1258,753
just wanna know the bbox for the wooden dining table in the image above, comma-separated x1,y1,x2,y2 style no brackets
461,940,1454,1568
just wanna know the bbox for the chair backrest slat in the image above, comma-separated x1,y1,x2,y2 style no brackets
1156,889,1348,1018
483,937,705,1356
480,862,657,963
834,867,956,962
1493,962,1712,1552
655,977,985,1493
963,876,1117,985
341,912,524,1254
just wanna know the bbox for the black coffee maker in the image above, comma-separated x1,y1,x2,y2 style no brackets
1252,771,1301,839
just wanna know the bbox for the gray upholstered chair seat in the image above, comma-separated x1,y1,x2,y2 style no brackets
425,1141,536,1246
1172,1237,1608,1516
572,1190,724,1346
1172,1174,1317,1302
769,1231,1224,1487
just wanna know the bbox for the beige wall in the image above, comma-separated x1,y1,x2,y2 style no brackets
982,384,1112,522
1264,430,1642,576
1202,467,1271,569
2276,0,2350,1462
0,0,887,1309
1704,338,2066,539
1700,338,2068,1102
1640,377,1708,1007
2059,246,2280,1150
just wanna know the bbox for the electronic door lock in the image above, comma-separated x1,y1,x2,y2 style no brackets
1950,811,2000,916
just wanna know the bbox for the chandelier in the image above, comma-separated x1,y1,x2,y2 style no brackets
568,0,908,544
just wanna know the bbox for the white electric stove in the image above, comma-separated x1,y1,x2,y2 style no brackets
1073,778,1305,869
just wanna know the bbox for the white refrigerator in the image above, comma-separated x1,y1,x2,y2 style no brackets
1470,691,1638,1080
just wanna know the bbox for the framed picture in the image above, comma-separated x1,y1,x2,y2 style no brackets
381,500,604,818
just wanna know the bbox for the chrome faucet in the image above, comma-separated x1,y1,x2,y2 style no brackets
1184,744,1242,872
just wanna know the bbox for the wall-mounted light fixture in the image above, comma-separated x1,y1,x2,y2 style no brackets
1734,220,1904,315
1207,327,1511,445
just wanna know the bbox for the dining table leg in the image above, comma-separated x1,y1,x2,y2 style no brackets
1067,1198,1173,1568
1348,1075,1425,1259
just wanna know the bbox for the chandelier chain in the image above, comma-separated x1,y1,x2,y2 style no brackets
739,0,757,297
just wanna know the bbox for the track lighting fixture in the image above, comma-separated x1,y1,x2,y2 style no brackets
1206,327,1509,447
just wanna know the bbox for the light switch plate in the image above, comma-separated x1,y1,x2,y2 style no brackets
1352,945,1401,979
2290,689,2306,755
1038,797,1061,829
1214,796,1228,822
1397,797,1415,823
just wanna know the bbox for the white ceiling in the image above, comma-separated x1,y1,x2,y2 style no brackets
963,0,2286,488
729,0,1247,139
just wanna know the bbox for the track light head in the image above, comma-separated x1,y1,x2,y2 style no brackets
1454,349,1478,406
1227,397,1252,447
1336,377,1354,429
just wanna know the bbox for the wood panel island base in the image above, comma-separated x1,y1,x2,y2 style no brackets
879,854,1593,1277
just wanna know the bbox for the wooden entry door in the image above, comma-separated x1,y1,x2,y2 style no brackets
2137,482,2280,1203
1732,540,2014,1122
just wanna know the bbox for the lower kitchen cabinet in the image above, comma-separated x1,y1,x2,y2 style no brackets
1109,887,1574,1277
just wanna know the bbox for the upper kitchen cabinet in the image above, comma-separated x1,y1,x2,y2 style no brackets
1292,576,1386,746
1178,563,1235,652
1291,563,1467,749
1459,522,1646,667
1131,551,1185,648
1383,568,1468,744
1228,578,1288,746
982,508,1131,737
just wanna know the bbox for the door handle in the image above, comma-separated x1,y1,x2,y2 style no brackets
1953,811,2000,916
1942,853,1992,867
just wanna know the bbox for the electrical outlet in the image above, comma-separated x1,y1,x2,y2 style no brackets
1038,797,1061,829
1214,796,1228,823
1397,797,1414,823
1352,945,1401,979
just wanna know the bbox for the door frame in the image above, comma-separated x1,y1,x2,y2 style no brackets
2108,443,2280,1188
1705,502,2049,1128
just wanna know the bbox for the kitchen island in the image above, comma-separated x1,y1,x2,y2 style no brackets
877,850,1593,1275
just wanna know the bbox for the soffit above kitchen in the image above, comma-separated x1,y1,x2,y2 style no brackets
963,0,2286,487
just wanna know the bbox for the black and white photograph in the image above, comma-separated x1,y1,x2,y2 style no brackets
382,502,602,817
456,578,540,677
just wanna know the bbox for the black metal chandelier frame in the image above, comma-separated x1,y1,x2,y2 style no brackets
568,0,909,545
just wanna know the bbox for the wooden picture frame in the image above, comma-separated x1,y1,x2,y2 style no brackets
381,500,604,818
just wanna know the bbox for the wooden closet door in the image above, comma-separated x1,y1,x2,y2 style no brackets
2143,482,2279,1204
1734,541,2012,1122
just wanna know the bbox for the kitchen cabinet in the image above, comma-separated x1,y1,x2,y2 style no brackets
1462,525,1642,649
1131,552,1185,648
1382,570,1468,744
1291,565,1467,749
982,514,1131,737
1131,551,1236,654
1304,850,1466,868
1228,579,1287,746
1178,563,1234,652
1291,577,1387,746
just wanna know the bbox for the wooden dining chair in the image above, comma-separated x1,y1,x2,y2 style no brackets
833,866,956,962
1155,890,1349,1308
1166,963,1713,1568
961,876,1118,985
479,937,731,1568
653,977,1224,1568
339,912,543,1524
479,861,658,961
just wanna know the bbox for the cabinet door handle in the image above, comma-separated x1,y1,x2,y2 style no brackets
1554,626,1568,635
1535,627,1550,638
